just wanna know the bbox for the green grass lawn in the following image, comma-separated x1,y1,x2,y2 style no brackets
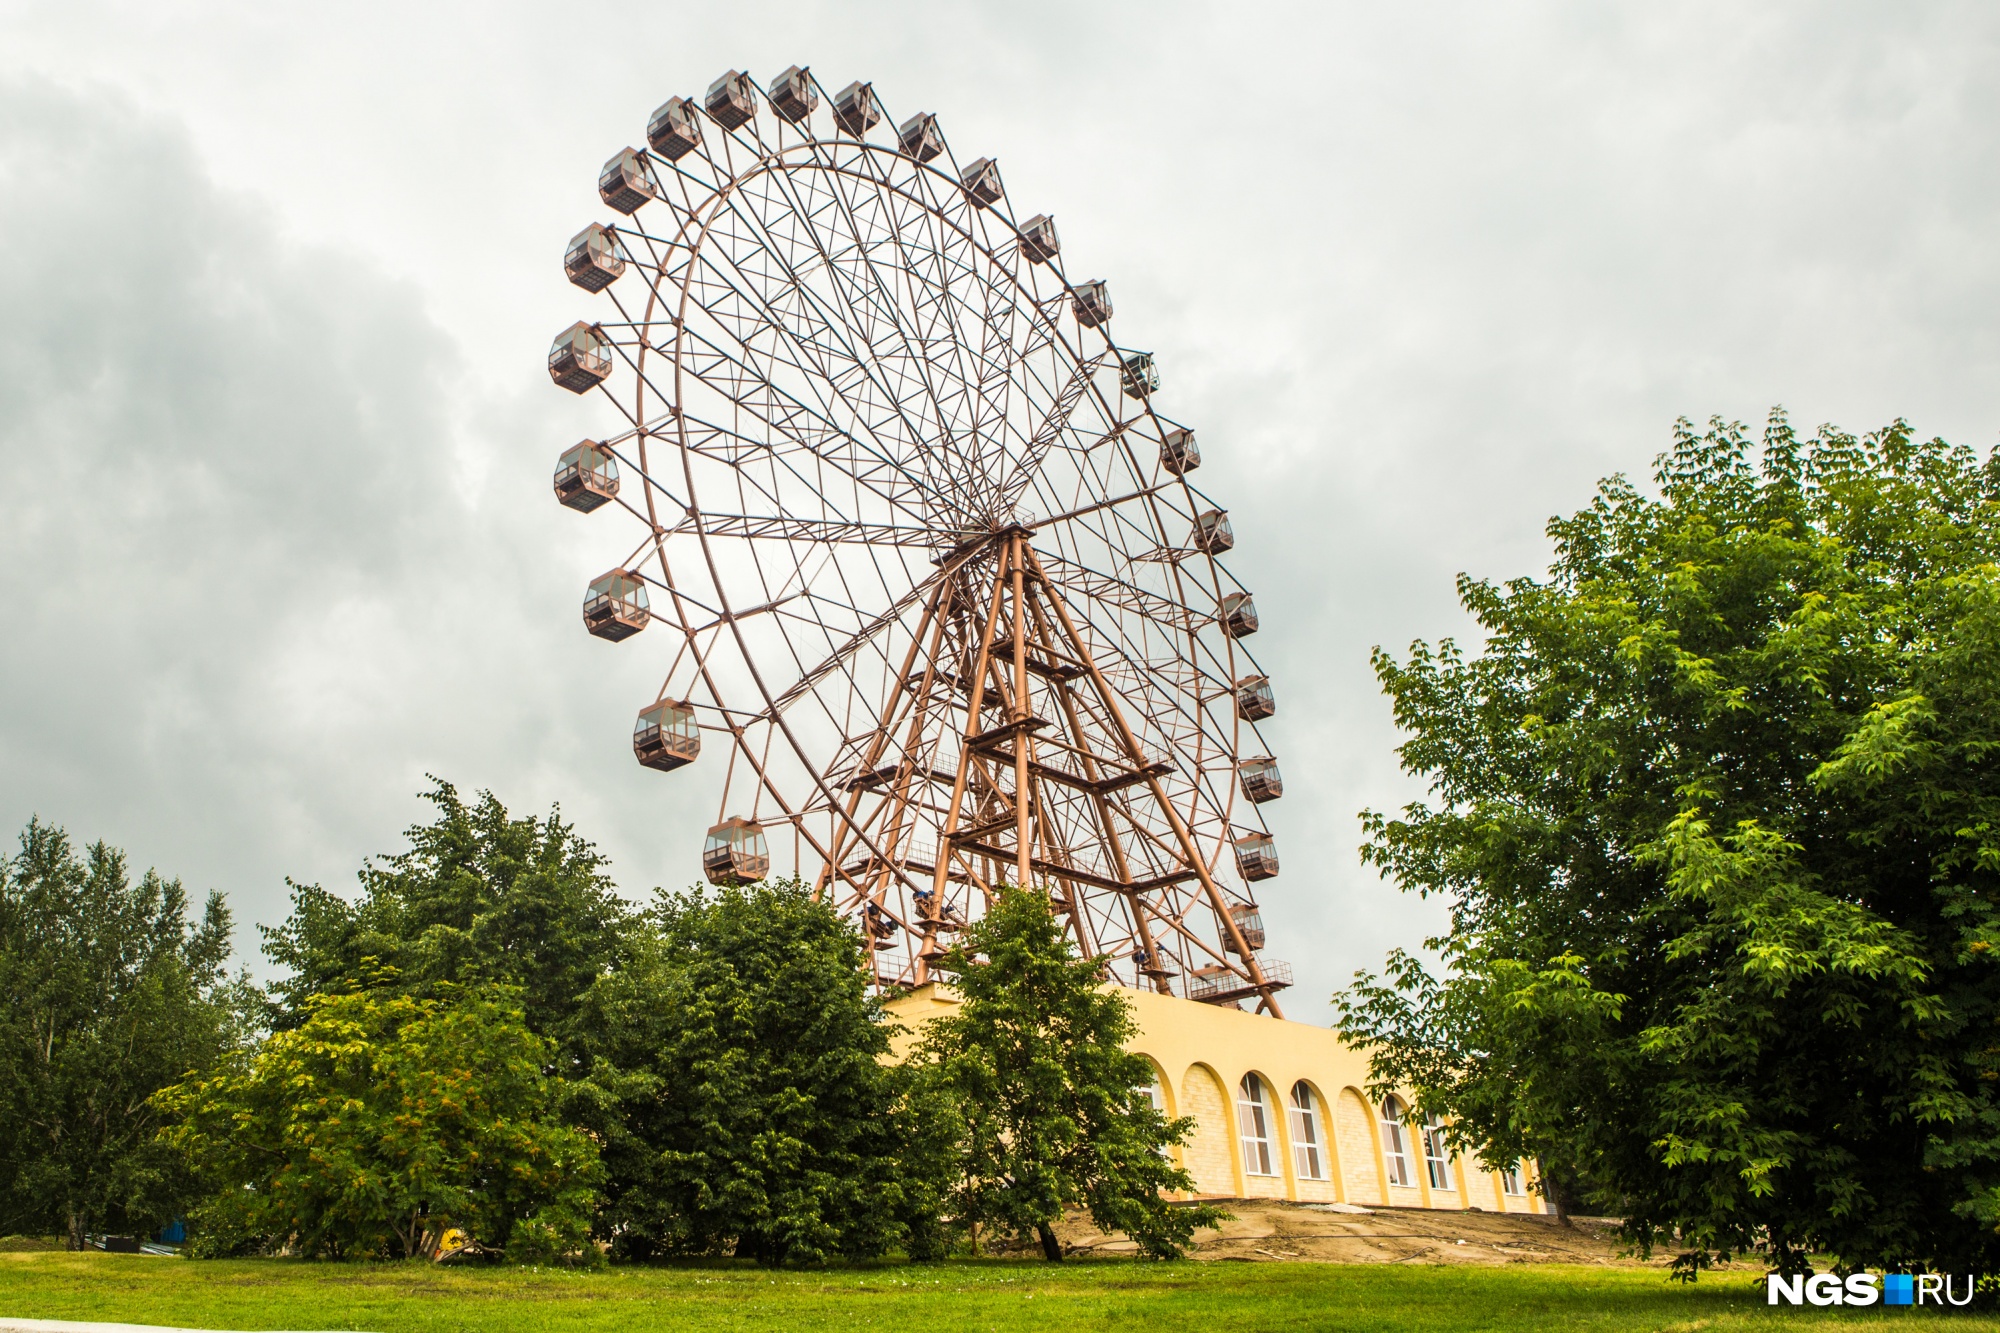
0,1252,1992,1332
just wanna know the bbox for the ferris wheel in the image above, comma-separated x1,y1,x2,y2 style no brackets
547,66,1290,1013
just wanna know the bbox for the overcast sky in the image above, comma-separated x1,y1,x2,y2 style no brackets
2,2,1995,1017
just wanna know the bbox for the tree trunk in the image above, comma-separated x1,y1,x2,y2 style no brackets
67,1209,84,1252
1037,1222,1063,1262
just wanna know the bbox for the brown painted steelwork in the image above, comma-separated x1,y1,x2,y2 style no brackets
548,67,1290,1012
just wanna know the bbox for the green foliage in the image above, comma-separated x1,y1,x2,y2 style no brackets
576,878,941,1265
0,819,249,1248
261,779,631,1074
1334,412,2000,1273
920,887,1221,1260
156,988,599,1262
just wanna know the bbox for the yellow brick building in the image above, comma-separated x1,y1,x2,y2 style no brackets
885,983,1544,1213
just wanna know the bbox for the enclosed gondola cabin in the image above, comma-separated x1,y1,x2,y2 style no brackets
1226,903,1267,953
1239,755,1283,804
833,81,880,136
646,96,702,160
1193,508,1234,554
553,441,619,512
549,322,612,393
1220,591,1259,638
706,71,756,129
1020,213,1059,263
1072,279,1112,328
582,569,649,641
1235,673,1276,721
768,65,816,122
633,700,699,772
1234,832,1280,882
897,112,943,162
1161,427,1200,476
960,157,1003,208
703,817,770,886
597,148,657,215
1120,351,1159,400
563,223,627,293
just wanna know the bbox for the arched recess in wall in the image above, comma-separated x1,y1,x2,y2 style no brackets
1287,1079,1339,1200
1178,1063,1236,1197
1234,1071,1286,1199
1334,1086,1385,1205
1133,1053,1176,1119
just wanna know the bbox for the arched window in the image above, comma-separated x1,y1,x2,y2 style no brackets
1237,1074,1276,1176
1288,1082,1325,1181
1422,1112,1453,1190
1136,1065,1171,1159
1500,1162,1526,1196
1381,1095,1413,1188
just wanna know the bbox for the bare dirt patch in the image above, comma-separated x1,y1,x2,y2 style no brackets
1040,1202,1639,1265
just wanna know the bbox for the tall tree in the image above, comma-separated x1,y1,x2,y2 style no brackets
261,778,631,1074
919,886,1219,1261
1335,413,2000,1274
0,819,249,1248
577,879,943,1265
158,987,599,1261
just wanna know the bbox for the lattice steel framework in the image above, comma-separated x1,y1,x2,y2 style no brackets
550,68,1289,1013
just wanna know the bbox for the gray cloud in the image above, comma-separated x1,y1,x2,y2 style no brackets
2,4,1997,1015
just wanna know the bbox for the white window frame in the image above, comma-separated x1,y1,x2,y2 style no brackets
1422,1113,1453,1191
1287,1082,1325,1181
1237,1074,1277,1177
1381,1096,1413,1188
1500,1163,1525,1196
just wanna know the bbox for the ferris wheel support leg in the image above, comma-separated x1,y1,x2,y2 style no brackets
933,544,1013,915
1017,543,1284,1019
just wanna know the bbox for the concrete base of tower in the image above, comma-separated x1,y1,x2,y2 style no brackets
883,982,1546,1212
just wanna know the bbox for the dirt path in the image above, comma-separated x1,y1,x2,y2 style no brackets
1045,1201,1639,1265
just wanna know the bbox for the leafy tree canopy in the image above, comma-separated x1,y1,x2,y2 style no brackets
1335,413,2000,1274
920,886,1221,1260
577,878,942,1265
0,818,249,1248
158,987,599,1262
261,779,631,1074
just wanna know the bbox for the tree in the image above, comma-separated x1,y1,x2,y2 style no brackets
1335,413,2000,1275
157,987,599,1262
0,818,249,1248
261,779,631,1076
919,886,1221,1260
576,879,942,1265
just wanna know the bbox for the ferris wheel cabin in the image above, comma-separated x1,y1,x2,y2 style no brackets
633,701,700,772
548,323,612,393
1220,591,1259,638
768,66,817,123
1120,351,1160,400
1072,279,1112,328
706,71,757,130
897,112,943,162
1235,674,1276,721
646,96,702,160
960,157,1004,208
834,81,881,136
703,817,770,886
553,441,619,512
597,148,658,215
1193,508,1234,554
563,223,627,293
1227,903,1268,953
1238,755,1284,804
1161,427,1200,476
1019,214,1060,263
582,569,650,641
1234,832,1280,882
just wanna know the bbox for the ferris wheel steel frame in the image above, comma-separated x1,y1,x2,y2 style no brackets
550,66,1291,1014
